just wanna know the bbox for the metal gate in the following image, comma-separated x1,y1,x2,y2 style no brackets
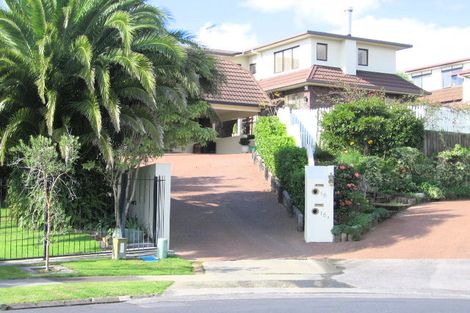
0,176,166,260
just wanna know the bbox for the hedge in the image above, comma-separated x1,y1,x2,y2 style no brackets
254,116,307,211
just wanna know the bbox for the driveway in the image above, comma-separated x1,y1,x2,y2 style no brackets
159,153,470,260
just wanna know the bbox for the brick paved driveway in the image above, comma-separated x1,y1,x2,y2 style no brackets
159,153,470,260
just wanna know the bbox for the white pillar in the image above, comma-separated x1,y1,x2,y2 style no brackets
237,118,243,136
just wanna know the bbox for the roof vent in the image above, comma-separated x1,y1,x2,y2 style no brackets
345,7,353,36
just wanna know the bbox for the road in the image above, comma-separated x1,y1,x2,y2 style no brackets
29,295,470,313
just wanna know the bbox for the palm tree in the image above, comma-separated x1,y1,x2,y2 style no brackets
0,0,185,164
0,0,222,233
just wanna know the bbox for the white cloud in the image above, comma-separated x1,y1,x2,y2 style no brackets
348,16,470,71
241,0,382,28
197,22,258,51
241,0,470,71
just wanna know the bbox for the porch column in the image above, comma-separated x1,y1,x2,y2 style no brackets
237,118,243,136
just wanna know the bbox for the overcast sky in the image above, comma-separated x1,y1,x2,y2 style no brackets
155,0,470,71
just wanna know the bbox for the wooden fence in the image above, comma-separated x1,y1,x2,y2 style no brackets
424,130,470,156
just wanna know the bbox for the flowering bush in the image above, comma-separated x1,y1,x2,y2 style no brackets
334,164,371,224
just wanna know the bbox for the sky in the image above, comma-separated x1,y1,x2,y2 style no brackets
0,0,468,71
154,0,470,71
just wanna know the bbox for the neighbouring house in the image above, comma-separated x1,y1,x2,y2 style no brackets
215,30,426,108
406,57,470,105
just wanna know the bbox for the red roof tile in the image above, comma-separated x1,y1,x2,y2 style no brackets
258,65,426,95
422,86,463,105
204,56,270,107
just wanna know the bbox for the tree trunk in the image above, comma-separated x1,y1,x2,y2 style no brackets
45,200,51,271
121,167,140,231
112,171,123,237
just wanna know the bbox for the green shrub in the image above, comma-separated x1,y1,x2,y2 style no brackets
321,97,424,156
389,147,433,185
335,150,365,168
314,146,335,163
435,144,470,187
334,164,372,224
288,167,306,210
8,164,113,230
254,117,296,176
445,185,470,199
255,117,306,211
420,182,446,200
371,207,391,222
274,146,308,212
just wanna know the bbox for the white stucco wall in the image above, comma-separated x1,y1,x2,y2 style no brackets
356,43,396,74
341,39,357,75
463,77,470,103
242,38,313,80
129,163,172,247
215,135,248,154
233,35,399,81
409,60,470,92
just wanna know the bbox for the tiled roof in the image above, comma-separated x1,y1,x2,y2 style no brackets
258,65,427,95
422,86,463,105
406,57,470,73
460,69,470,77
204,56,270,107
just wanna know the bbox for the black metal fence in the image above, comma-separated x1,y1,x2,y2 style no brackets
0,176,166,260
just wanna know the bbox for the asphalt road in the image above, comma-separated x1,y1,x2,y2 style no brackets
28,296,470,313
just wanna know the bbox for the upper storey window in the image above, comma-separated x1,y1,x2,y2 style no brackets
358,48,368,66
442,65,463,88
412,71,432,89
316,43,328,61
274,46,299,73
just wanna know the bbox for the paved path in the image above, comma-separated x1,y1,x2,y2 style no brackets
159,153,470,260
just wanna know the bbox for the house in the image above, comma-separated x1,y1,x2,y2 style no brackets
406,58,470,105
197,30,427,154
215,30,425,108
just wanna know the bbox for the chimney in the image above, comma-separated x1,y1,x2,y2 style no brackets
345,7,353,36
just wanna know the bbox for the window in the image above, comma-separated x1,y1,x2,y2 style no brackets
274,46,300,73
316,43,328,61
249,63,256,74
358,48,368,66
411,71,432,89
442,66,464,88
285,92,305,109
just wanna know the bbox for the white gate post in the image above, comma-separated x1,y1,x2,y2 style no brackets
304,165,335,243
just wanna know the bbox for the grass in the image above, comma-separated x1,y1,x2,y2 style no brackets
0,208,101,260
0,266,31,280
0,257,193,280
0,281,172,305
59,257,193,276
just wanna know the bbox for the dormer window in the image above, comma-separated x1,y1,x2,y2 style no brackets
316,43,328,61
358,48,368,66
274,46,299,73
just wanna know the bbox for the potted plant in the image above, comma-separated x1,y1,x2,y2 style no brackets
124,216,145,244
247,134,256,152
239,137,250,153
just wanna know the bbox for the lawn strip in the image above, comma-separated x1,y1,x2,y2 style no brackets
58,257,193,276
0,280,172,304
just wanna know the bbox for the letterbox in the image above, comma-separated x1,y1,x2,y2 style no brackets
304,165,335,243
